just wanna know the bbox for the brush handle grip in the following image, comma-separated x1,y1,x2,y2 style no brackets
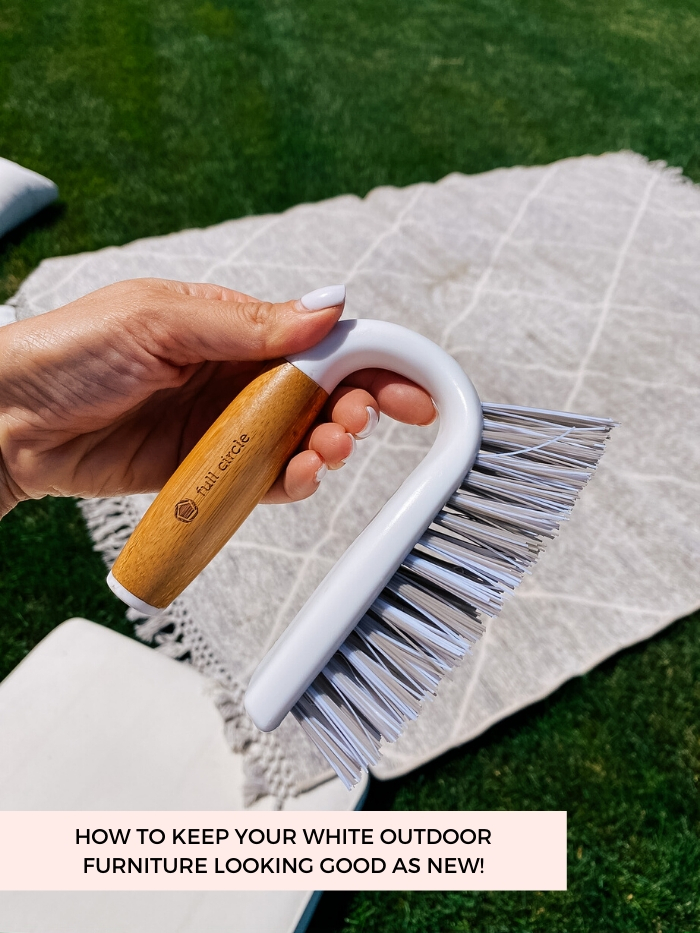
108,361,328,612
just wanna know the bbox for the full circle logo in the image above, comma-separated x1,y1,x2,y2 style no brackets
174,499,199,523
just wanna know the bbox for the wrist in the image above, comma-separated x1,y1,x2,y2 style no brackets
0,329,24,518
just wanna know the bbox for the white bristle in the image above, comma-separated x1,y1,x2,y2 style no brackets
291,404,615,789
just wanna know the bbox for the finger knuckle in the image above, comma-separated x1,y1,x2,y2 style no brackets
247,300,274,328
236,301,275,353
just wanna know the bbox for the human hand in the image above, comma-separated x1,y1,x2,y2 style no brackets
0,279,436,517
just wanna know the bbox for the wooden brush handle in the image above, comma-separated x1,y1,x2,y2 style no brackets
110,361,328,610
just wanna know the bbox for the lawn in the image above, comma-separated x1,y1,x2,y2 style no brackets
1,0,699,929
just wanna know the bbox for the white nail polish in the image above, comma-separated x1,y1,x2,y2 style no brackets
300,284,346,312
340,434,356,464
314,462,328,484
355,406,378,439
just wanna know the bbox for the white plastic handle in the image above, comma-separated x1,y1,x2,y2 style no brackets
244,319,483,732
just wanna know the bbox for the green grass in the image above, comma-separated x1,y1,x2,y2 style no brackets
2,0,700,302
1,0,699,929
0,499,131,684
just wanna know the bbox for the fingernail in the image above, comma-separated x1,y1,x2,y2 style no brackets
355,406,378,439
340,434,356,464
425,404,439,426
299,284,346,312
314,462,328,484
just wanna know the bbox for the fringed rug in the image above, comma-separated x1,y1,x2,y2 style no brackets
11,152,700,798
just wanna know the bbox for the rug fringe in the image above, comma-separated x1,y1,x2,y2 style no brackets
77,495,299,802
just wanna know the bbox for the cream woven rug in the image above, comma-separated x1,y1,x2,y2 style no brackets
11,151,700,798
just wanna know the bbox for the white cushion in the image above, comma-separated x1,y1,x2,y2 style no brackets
0,619,367,933
0,156,58,238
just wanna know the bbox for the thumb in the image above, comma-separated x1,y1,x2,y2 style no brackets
152,282,346,364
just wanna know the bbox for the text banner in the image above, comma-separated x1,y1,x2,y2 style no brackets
0,811,566,891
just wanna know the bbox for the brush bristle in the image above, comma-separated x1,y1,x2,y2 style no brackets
291,404,615,788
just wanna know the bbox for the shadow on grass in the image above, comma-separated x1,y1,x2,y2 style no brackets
0,201,66,257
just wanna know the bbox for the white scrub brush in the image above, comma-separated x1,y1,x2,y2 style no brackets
107,318,614,788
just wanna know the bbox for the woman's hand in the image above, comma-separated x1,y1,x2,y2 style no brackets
0,278,435,517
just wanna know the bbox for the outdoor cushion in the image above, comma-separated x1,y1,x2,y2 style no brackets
0,618,367,933
0,156,58,239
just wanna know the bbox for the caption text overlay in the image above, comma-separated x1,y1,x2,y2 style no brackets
0,811,566,891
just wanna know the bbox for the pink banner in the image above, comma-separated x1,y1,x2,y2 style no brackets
0,811,566,891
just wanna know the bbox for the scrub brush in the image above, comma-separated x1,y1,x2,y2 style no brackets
107,318,614,788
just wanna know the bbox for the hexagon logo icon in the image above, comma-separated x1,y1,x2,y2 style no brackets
174,499,199,523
